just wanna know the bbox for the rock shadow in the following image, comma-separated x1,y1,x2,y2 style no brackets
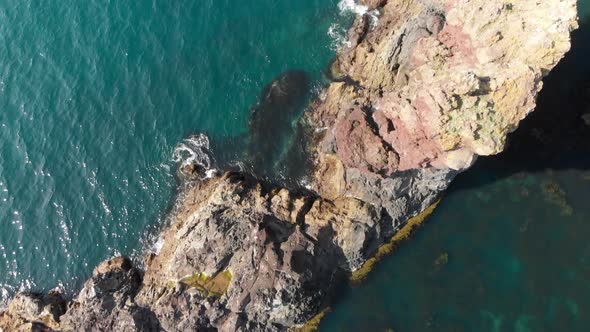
245,70,313,186
203,70,316,190
451,19,590,192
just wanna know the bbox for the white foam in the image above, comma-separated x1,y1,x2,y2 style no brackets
172,133,215,179
328,23,351,50
329,1,381,51
338,0,369,16
205,169,219,179
0,286,9,307
153,236,164,254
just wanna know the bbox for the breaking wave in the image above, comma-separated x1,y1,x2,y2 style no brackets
330,1,381,51
338,0,369,15
172,133,217,179
328,23,351,51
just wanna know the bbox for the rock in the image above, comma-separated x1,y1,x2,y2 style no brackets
119,174,357,331
58,256,146,331
179,163,199,177
335,107,399,176
269,188,312,224
347,14,370,48
0,292,65,331
313,0,578,181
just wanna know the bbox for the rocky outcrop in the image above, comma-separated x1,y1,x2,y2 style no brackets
312,0,577,197
0,291,65,331
0,0,578,331
0,171,446,331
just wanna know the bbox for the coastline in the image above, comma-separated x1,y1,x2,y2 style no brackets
0,0,578,331
350,199,441,285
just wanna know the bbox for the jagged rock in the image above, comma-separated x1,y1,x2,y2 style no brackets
0,292,65,331
335,107,399,176
360,0,386,11
313,0,578,188
133,174,349,331
58,257,148,331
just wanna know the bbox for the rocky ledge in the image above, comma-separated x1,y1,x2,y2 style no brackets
0,0,578,331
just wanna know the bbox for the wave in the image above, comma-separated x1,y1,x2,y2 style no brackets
328,23,351,51
172,133,217,180
0,279,38,307
338,0,369,16
330,1,381,51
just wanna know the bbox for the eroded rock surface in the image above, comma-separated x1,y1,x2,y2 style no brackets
312,0,577,187
0,0,578,331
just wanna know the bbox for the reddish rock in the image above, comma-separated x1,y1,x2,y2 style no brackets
372,96,449,170
335,108,399,176
437,24,477,66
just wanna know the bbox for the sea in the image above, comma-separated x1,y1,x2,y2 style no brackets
0,0,588,331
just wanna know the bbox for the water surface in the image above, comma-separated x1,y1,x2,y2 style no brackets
0,0,348,300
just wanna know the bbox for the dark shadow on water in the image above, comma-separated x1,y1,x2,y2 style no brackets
209,20,590,193
205,21,590,195
207,70,319,190
451,19,590,192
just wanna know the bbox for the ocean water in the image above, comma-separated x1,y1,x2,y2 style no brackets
320,1,590,331
0,0,352,301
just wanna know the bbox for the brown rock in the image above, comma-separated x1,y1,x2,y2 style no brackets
361,0,387,10
335,107,399,176
0,292,65,331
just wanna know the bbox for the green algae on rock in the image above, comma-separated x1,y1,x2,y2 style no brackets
350,200,442,285
542,179,575,216
434,252,450,268
293,308,331,332
180,271,232,298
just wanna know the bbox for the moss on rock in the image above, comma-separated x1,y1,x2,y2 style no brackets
180,270,232,298
292,307,331,332
350,200,441,285
542,179,574,216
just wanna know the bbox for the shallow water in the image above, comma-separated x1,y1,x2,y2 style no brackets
0,0,348,300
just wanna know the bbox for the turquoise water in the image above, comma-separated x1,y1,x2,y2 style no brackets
320,2,590,331
0,0,348,300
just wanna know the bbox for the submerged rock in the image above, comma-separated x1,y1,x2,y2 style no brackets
0,0,578,330
248,70,310,177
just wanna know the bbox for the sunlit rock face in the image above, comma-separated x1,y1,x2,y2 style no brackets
313,0,578,183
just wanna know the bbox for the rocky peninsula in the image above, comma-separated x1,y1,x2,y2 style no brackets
0,0,578,331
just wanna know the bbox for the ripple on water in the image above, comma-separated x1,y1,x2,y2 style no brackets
0,0,344,301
